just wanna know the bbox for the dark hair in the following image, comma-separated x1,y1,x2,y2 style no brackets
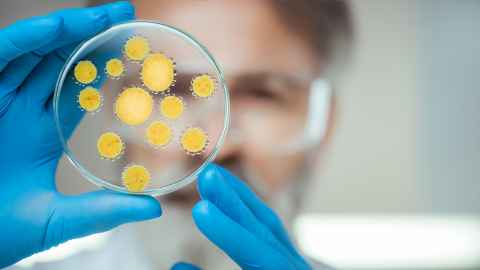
88,0,353,73
272,0,353,73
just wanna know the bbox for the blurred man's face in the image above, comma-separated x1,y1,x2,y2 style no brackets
133,0,321,203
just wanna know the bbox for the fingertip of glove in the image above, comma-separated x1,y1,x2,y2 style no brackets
171,262,202,270
197,163,224,195
131,195,162,219
192,200,215,225
103,192,162,221
103,1,136,22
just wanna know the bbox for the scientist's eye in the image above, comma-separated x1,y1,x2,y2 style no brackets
235,84,286,105
232,73,289,105
247,86,279,101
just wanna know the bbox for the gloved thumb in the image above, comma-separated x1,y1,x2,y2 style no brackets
42,190,161,250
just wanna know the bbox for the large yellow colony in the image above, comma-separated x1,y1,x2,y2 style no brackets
114,87,153,126
141,53,175,93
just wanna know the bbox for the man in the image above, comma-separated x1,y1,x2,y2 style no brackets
0,1,352,269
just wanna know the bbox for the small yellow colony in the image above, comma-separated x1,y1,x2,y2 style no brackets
141,53,175,93
122,165,150,192
78,86,102,112
181,127,208,155
115,87,153,126
191,74,215,98
97,132,124,160
105,58,124,78
146,121,172,147
160,95,184,119
124,36,150,61
74,60,97,84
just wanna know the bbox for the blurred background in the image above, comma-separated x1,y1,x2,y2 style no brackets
2,0,480,269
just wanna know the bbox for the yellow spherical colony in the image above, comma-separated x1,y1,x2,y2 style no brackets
141,53,175,93
122,165,150,192
145,121,172,147
105,58,124,78
78,86,102,112
115,87,153,126
124,36,150,61
97,132,124,160
74,60,97,84
160,95,184,119
191,74,215,98
181,127,208,154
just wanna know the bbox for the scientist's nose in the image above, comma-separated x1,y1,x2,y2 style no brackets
213,126,242,159
201,111,243,167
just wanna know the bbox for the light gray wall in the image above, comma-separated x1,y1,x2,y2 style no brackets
305,0,422,213
416,0,480,213
305,0,480,215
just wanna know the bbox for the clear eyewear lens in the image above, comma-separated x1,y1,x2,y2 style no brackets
226,78,332,156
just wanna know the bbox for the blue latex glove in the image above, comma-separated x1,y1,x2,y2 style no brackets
0,2,162,268
172,163,312,270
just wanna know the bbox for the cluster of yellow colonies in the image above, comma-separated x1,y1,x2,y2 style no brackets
72,36,215,192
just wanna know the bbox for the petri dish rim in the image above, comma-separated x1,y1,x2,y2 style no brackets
53,20,230,196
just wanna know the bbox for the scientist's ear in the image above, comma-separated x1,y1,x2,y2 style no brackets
305,79,337,152
323,88,337,148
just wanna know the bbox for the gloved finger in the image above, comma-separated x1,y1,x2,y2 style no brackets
171,262,202,270
192,200,293,270
215,164,299,256
0,54,43,109
35,1,135,58
197,164,295,262
15,53,68,111
42,190,161,250
0,15,62,72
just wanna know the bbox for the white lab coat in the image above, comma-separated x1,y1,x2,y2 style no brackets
7,204,331,269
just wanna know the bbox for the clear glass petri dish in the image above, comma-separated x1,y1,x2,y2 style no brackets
54,21,229,196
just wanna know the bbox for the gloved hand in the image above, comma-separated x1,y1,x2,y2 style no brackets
0,2,161,268
172,163,312,270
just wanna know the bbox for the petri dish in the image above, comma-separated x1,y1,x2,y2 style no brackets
54,21,229,196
